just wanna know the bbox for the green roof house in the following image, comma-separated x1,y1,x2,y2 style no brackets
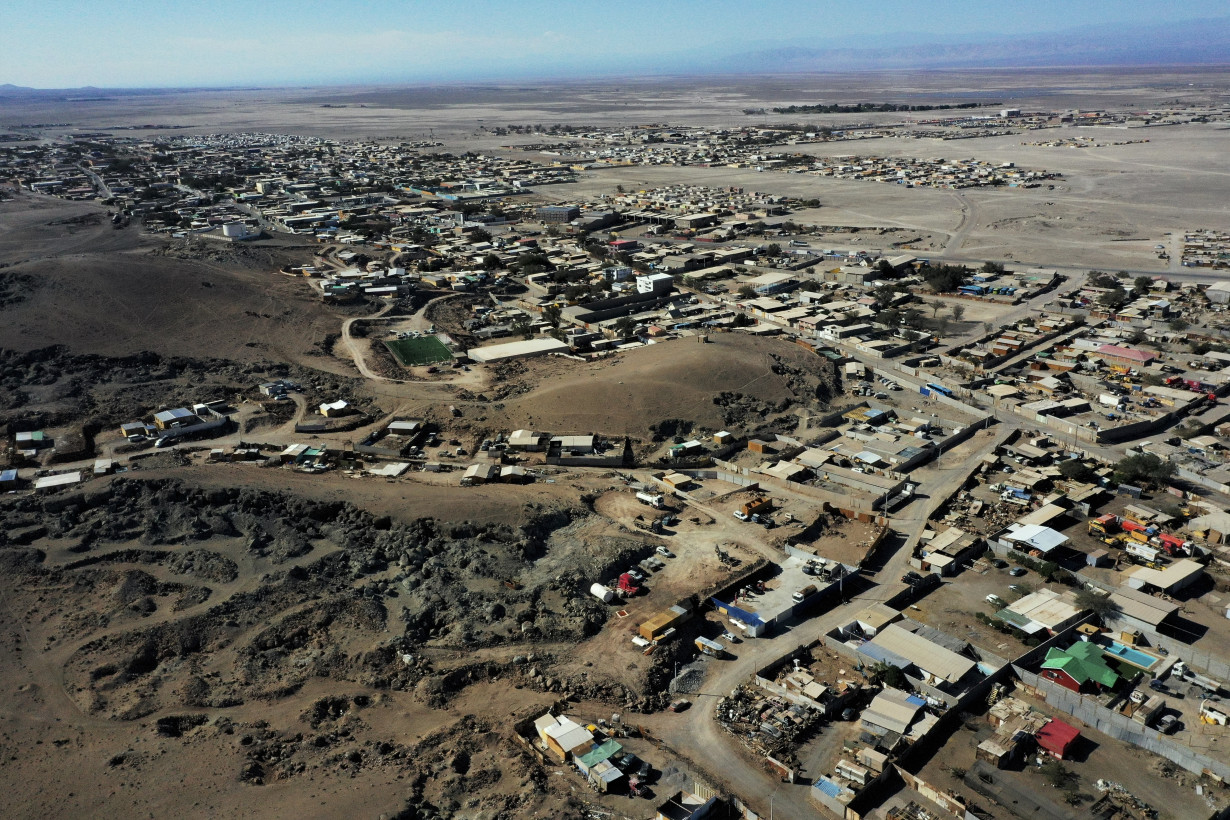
1040,642,1119,693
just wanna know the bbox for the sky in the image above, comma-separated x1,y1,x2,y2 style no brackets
2,0,1227,88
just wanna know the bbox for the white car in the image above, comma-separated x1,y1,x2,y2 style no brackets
656,547,675,558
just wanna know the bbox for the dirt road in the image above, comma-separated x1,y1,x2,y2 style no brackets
639,425,1009,820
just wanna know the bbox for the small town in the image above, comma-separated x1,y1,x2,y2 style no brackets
4,5,1230,819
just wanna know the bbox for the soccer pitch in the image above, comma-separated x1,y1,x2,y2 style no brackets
384,335,453,366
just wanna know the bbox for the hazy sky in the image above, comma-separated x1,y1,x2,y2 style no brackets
3,0,1226,87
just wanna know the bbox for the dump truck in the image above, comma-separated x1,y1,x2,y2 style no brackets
635,491,665,508
1121,519,1158,538
1088,514,1118,536
792,584,818,603
1153,532,1191,556
1132,694,1166,726
741,496,772,518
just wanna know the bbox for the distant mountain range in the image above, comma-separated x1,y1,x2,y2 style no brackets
3,16,1229,92
711,16,1230,74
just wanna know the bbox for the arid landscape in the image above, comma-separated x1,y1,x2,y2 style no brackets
2,62,1230,820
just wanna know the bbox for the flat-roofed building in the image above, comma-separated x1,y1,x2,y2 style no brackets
1109,586,1180,633
996,587,1085,636
1125,558,1204,594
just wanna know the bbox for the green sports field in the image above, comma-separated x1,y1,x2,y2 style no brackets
384,335,453,366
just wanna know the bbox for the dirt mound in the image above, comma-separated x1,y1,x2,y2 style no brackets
499,333,838,436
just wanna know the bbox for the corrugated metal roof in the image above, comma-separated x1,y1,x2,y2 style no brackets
869,624,975,684
1110,586,1179,625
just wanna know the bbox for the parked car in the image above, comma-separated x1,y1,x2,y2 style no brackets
733,511,749,521
1009,584,1030,594
1009,567,1027,577
668,699,691,712
720,631,740,643
1158,714,1180,734
655,547,675,558
1149,678,1168,692
902,572,924,585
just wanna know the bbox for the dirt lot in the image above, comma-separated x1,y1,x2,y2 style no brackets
0,465,733,818
914,686,1226,820
911,570,1034,661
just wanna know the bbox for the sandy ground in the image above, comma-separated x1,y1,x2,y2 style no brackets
2,69,1229,820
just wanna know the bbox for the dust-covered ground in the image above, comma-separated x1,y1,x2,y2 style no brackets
1,68,1227,818
0,472,702,819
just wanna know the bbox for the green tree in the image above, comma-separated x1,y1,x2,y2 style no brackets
1038,758,1078,790
512,318,534,340
482,253,501,270
1132,276,1154,296
764,243,782,257
1088,271,1118,289
951,304,966,322
1112,453,1175,488
981,261,1005,274
614,315,637,338
737,285,757,299
869,661,908,690
1098,287,1129,310
1058,460,1098,484
921,264,969,293
1074,589,1122,619
873,283,905,306
1169,318,1190,331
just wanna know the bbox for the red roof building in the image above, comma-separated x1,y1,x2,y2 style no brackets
1035,718,1080,760
1093,344,1157,367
